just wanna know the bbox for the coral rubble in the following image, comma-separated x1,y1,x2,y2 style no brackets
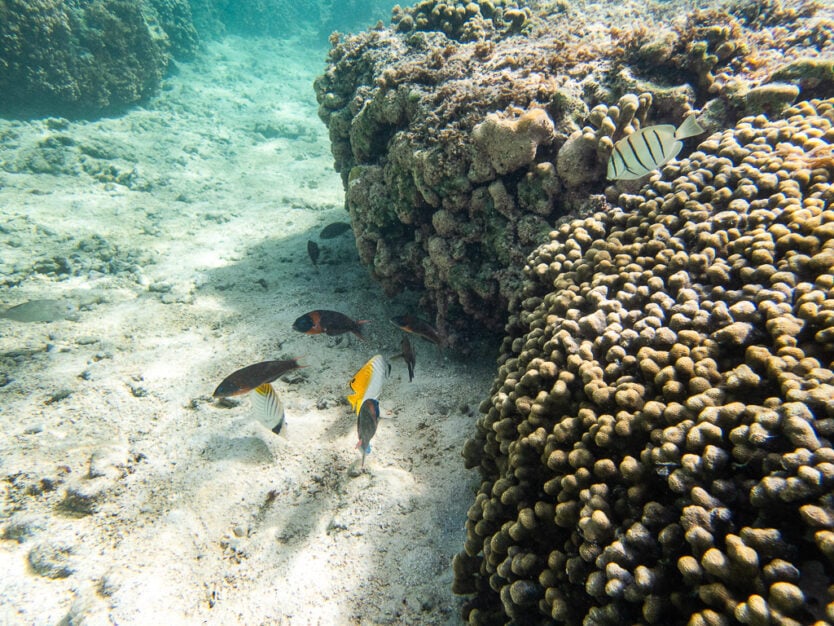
454,98,834,624
315,0,834,344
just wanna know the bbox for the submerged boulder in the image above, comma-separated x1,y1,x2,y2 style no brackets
315,0,833,346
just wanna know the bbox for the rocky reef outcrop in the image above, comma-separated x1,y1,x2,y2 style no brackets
314,0,834,344
0,0,199,115
454,98,834,624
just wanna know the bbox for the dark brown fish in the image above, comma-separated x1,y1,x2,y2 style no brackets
389,314,443,346
396,336,415,382
307,240,320,268
292,310,368,340
213,358,302,398
356,398,380,468
319,221,352,239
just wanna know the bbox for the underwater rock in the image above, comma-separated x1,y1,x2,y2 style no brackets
28,540,75,579
60,582,113,626
771,57,834,98
472,108,555,176
60,479,110,517
455,98,834,623
88,443,131,481
745,82,800,116
316,1,829,344
1,514,45,543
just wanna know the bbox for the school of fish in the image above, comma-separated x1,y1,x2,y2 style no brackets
213,297,442,469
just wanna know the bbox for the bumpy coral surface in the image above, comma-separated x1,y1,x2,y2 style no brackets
454,99,834,624
0,0,198,115
315,0,834,344
391,0,533,41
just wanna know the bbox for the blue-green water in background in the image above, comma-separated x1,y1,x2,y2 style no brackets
201,0,399,42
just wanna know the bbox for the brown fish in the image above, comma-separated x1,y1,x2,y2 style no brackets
389,314,443,346
307,240,320,268
394,336,415,382
293,310,368,340
356,398,380,469
319,221,352,239
213,358,302,398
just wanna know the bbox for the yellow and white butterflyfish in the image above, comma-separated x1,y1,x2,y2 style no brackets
347,354,389,414
607,114,704,181
251,382,286,435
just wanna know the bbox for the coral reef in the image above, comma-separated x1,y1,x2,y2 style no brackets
454,98,834,623
315,0,834,344
0,0,198,115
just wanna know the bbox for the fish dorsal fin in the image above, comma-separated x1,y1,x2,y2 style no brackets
347,354,387,414
675,115,704,140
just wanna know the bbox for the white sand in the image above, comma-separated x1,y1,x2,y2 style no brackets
0,36,495,625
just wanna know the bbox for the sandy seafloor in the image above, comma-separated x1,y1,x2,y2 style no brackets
0,35,497,625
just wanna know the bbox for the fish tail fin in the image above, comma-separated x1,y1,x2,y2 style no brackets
352,320,371,341
272,419,287,437
407,362,414,382
675,114,704,140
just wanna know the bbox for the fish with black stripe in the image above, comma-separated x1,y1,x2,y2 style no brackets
607,115,704,181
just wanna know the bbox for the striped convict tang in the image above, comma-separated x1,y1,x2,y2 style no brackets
607,115,704,181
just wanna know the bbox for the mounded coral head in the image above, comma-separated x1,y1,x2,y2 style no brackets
391,0,533,41
557,92,653,189
456,98,834,624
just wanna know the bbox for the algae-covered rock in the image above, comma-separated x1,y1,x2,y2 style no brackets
771,58,834,97
744,81,800,116
472,108,555,175
316,1,833,344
